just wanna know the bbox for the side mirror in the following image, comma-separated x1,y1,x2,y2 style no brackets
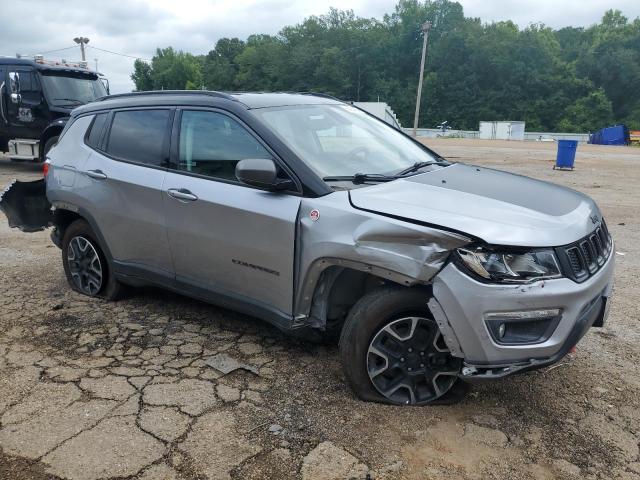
8,72,20,104
235,158,295,191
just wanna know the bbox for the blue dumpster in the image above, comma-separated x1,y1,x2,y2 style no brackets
554,140,578,170
589,125,630,145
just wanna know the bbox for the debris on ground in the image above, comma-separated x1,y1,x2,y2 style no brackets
205,353,260,375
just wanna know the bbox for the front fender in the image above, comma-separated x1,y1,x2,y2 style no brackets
40,117,69,158
43,117,69,137
293,191,471,318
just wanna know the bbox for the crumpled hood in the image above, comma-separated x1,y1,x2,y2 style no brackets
349,163,601,247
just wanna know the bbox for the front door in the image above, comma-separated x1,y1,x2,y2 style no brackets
0,66,8,150
5,67,47,140
162,109,301,316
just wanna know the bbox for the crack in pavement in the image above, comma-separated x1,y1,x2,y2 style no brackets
2,149,640,479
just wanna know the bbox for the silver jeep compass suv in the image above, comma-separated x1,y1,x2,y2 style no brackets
1,91,615,405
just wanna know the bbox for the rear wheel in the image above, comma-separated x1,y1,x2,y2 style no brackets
62,220,123,300
339,286,464,405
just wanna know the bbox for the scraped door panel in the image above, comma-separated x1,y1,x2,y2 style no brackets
162,173,300,315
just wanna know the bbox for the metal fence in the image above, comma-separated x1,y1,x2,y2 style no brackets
405,128,590,143
523,132,590,142
405,128,479,139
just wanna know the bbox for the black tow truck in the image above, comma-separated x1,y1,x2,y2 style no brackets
0,55,109,162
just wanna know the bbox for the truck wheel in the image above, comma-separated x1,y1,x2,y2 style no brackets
61,220,123,300
42,136,59,160
339,286,464,405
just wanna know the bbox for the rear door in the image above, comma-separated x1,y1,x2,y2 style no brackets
162,108,301,315
79,108,175,278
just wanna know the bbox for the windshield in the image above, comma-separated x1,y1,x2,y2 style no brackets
40,73,107,107
252,104,441,178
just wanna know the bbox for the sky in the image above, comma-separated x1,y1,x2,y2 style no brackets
3,0,639,94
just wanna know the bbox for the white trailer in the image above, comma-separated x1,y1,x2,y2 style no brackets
479,121,525,140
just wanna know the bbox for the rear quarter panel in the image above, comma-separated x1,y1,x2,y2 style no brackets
47,115,94,192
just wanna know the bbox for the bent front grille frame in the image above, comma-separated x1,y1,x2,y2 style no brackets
556,221,612,283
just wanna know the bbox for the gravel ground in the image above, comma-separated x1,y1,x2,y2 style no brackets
0,139,639,480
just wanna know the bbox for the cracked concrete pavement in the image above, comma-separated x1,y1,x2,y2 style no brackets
1,140,640,479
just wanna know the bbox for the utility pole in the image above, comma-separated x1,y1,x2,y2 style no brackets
412,21,432,137
73,37,90,61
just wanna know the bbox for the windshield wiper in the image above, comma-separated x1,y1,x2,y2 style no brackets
322,173,400,184
396,160,449,176
53,98,86,105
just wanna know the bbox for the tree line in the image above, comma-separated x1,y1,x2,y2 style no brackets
131,0,640,132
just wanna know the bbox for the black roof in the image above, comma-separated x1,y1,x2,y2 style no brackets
73,90,343,115
0,57,99,77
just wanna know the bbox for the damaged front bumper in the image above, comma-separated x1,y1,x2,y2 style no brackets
430,249,615,381
0,178,52,232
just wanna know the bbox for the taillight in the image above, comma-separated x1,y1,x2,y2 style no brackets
43,160,50,177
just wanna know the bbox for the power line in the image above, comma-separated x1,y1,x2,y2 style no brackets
24,45,77,56
87,45,151,62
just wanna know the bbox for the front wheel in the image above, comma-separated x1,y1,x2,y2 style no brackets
339,286,464,405
42,136,58,160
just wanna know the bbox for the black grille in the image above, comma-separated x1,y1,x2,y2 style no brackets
557,220,612,282
567,247,583,272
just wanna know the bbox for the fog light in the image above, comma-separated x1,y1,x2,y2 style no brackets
498,323,506,339
485,309,562,345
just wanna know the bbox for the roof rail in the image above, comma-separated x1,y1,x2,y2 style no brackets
229,91,341,101
297,92,341,101
95,90,237,102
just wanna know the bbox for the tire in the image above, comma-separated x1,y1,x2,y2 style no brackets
61,220,123,300
42,136,58,160
339,285,466,406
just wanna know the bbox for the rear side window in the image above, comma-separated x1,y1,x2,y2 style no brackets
85,113,108,149
106,109,171,166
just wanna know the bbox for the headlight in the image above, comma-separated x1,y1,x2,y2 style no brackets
456,247,562,283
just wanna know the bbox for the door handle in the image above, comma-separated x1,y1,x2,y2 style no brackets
85,169,107,180
167,188,198,202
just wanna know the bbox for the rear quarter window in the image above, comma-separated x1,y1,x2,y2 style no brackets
84,113,109,150
105,109,171,166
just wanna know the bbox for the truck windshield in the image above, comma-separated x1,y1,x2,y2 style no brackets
252,104,442,179
40,73,107,107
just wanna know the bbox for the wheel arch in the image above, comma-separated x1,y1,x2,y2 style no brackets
298,258,431,331
51,205,113,262
39,122,66,160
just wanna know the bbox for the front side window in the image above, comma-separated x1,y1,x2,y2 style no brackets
178,110,272,182
106,110,170,166
13,69,41,103
252,104,440,178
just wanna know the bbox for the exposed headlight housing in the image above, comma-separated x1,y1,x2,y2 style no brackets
456,247,562,283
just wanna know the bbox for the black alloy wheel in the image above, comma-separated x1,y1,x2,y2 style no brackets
66,235,103,295
366,316,462,405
